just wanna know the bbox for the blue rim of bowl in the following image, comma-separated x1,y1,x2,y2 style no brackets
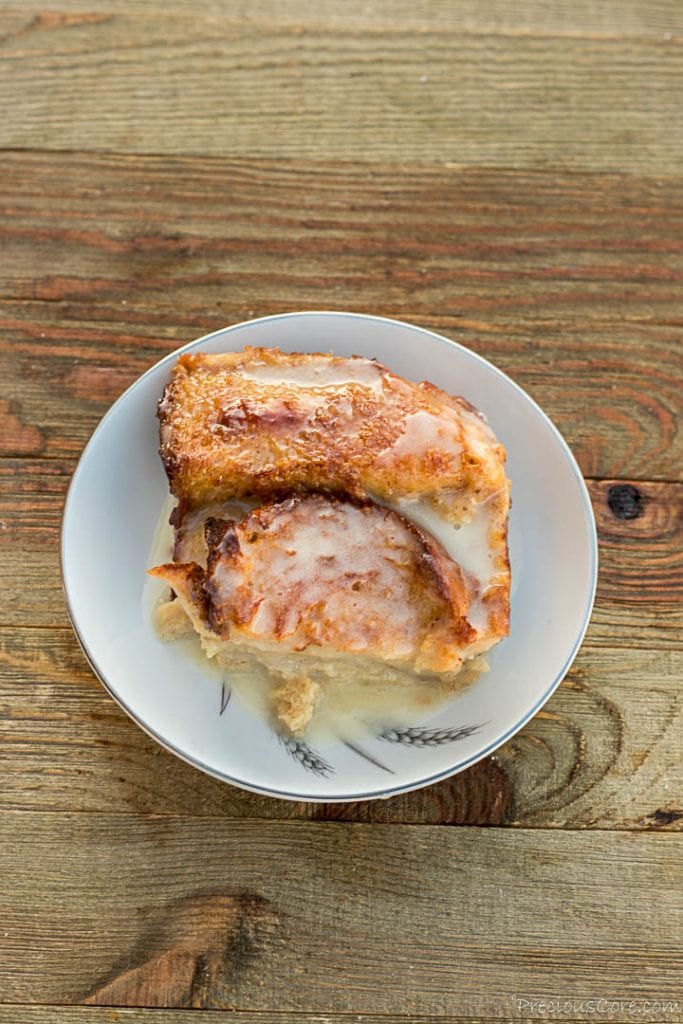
60,311,599,803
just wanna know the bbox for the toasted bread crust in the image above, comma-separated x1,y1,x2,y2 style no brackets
158,347,508,520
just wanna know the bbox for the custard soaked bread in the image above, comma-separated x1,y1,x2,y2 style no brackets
151,347,511,735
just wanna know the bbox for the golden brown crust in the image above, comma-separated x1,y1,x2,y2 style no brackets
147,561,208,634
158,347,507,518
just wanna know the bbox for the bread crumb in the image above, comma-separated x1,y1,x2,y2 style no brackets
272,675,321,735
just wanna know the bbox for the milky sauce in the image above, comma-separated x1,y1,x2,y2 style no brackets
215,649,485,744
310,657,486,743
142,494,176,622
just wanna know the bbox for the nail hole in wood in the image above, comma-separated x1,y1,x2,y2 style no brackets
607,484,644,520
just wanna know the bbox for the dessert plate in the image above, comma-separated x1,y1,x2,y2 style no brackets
61,312,597,801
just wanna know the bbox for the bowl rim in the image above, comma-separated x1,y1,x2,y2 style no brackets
60,310,599,802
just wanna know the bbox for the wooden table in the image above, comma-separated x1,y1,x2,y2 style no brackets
1,2,681,1020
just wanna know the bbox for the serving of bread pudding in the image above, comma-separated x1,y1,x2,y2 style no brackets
149,347,511,736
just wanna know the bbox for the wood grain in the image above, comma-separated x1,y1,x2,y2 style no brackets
591,479,683,603
0,812,680,1013
2,457,681,644
1,0,682,1014
2,153,681,478
3,152,683,326
1,151,680,830
2,0,681,34
1,624,680,829
0,1013,570,1024
0,1014,644,1024
1,6,682,171
589,479,683,648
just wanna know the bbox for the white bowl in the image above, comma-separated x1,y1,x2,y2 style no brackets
61,312,597,801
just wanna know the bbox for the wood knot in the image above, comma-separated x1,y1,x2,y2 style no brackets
647,808,683,827
607,484,644,520
84,892,280,1009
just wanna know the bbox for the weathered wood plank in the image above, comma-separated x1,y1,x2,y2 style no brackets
0,813,680,1013
0,13,682,171
1,153,681,477
1,623,680,829
0,1011,617,1024
3,154,683,326
0,459,74,629
2,458,680,646
588,479,683,650
2,0,680,35
0,1011,549,1024
0,5,679,1016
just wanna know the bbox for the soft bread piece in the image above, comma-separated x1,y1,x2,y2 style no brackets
151,495,478,668
150,495,493,732
158,348,508,524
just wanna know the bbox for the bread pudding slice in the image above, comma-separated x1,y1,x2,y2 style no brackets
158,347,508,526
150,494,500,734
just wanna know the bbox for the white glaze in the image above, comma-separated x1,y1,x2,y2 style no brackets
240,356,382,390
397,497,496,591
377,409,462,462
394,495,499,633
208,498,433,657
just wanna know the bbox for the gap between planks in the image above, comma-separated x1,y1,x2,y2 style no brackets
0,805,674,835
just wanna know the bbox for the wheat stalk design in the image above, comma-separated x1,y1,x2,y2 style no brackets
281,738,334,776
379,724,481,747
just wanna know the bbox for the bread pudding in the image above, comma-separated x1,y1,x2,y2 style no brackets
150,347,510,736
